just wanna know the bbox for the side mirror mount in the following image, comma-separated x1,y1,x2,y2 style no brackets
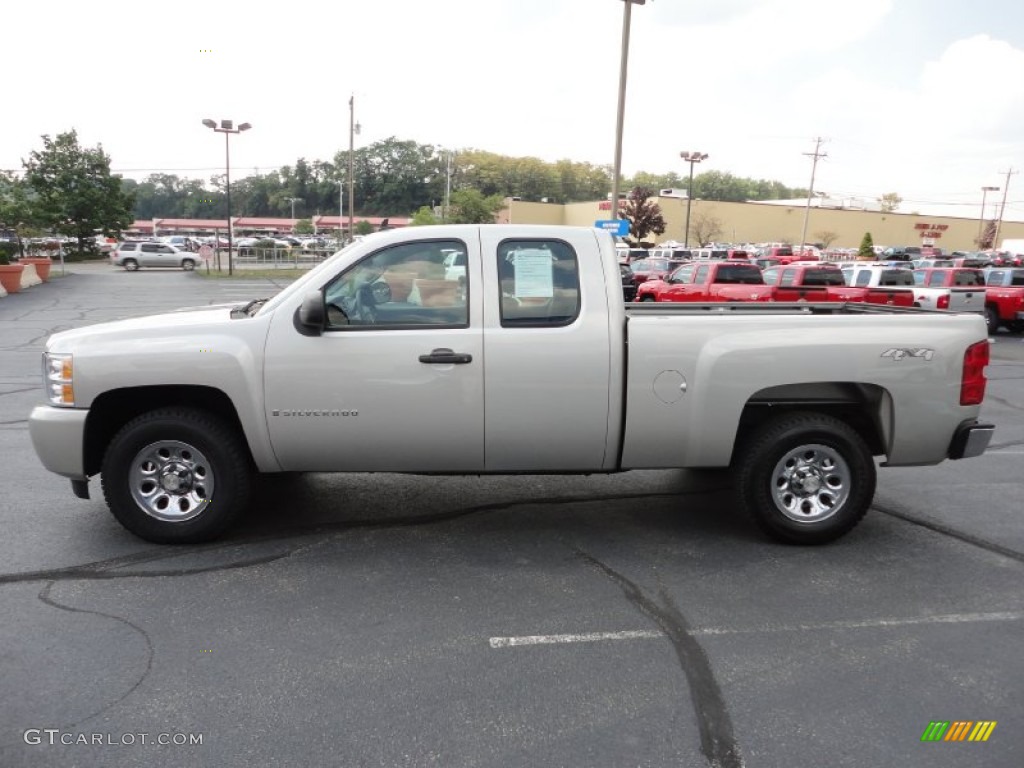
296,291,325,335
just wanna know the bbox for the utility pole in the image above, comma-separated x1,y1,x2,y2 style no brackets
444,151,454,223
978,186,999,245
348,94,361,242
799,137,827,251
610,0,647,221
993,168,1017,252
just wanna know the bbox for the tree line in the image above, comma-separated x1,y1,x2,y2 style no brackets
124,139,811,220
2,130,813,256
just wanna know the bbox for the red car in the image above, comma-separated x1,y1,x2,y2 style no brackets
983,267,1024,334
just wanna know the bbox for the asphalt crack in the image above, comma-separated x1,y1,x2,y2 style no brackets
575,549,743,768
36,581,154,729
0,490,719,585
874,501,1024,564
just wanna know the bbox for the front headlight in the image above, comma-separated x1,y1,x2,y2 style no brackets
43,352,75,406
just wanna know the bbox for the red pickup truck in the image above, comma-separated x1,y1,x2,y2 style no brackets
762,264,915,306
636,261,772,302
983,267,1024,333
628,257,689,289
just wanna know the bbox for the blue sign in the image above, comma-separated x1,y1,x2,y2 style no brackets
594,219,629,237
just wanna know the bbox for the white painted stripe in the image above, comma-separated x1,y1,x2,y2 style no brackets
986,450,1024,455
489,611,1024,648
489,630,661,648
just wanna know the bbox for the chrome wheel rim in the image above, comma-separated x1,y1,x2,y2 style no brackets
770,443,850,524
129,440,214,522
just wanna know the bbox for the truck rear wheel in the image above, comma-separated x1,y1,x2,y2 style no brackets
100,408,252,543
985,306,1000,335
735,412,875,544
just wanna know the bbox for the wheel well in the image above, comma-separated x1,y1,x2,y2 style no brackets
83,386,250,476
732,382,889,463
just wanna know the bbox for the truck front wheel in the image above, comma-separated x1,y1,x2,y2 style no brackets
735,412,875,544
100,408,252,543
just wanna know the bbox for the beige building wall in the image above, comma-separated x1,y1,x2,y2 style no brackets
503,198,1024,251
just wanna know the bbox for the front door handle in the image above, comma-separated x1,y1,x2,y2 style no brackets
419,347,473,364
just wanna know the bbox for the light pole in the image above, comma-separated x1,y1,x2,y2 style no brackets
978,186,999,245
610,0,646,221
348,95,361,241
285,197,302,221
680,151,708,247
202,118,251,276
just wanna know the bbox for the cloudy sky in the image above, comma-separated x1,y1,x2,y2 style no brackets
4,0,1023,220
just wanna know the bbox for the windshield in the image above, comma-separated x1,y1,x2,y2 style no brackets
256,240,364,316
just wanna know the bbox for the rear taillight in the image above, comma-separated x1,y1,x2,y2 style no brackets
960,340,990,405
937,294,950,310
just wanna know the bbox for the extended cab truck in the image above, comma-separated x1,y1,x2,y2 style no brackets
910,268,986,315
982,267,1024,334
635,261,772,303
841,265,918,305
761,265,914,307
28,225,995,546
628,257,688,289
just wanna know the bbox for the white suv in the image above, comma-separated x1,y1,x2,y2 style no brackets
111,241,198,271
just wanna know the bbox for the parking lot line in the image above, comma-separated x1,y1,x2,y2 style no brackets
488,611,1024,649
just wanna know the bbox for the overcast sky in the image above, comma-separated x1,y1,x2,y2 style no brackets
4,0,1023,220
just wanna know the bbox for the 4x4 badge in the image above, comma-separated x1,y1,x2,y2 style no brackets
882,348,935,362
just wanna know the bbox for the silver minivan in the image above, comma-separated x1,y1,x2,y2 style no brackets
111,241,198,271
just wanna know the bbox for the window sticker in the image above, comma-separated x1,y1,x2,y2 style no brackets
511,250,554,298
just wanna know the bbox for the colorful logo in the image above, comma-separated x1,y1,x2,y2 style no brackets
921,721,996,742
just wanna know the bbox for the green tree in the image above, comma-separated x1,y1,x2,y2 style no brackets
857,232,875,259
447,188,504,224
294,218,315,235
354,220,375,236
622,186,666,246
410,206,439,226
23,130,134,256
878,192,902,213
0,171,38,256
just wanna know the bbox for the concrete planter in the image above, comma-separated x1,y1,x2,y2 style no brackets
19,263,42,289
19,257,53,281
0,264,24,294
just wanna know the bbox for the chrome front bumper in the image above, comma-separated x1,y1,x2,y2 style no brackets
28,405,88,479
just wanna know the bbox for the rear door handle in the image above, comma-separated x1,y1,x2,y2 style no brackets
419,347,473,364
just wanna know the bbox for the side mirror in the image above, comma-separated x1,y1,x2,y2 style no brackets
297,291,325,331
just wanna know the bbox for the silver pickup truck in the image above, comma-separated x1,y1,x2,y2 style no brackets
29,225,994,545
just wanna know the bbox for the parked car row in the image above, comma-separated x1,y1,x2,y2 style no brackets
620,255,1024,335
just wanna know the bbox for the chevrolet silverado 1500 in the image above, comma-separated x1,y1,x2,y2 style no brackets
29,225,995,545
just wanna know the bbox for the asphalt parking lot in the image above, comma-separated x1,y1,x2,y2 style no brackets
1,263,1022,768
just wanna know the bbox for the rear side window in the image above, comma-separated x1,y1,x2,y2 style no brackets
497,239,580,328
803,270,844,286
880,270,914,286
954,271,984,286
718,265,764,284
779,269,797,287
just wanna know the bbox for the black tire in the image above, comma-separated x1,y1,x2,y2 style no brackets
122,258,139,271
100,408,252,543
984,306,1000,335
181,258,196,271
735,412,875,545
639,294,655,302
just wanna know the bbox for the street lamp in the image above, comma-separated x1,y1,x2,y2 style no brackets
680,151,708,247
979,185,999,246
202,118,251,275
610,0,646,221
284,197,303,220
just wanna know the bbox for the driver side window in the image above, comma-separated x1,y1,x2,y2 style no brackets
323,239,469,330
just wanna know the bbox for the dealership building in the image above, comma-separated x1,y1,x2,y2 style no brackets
501,195,1024,252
